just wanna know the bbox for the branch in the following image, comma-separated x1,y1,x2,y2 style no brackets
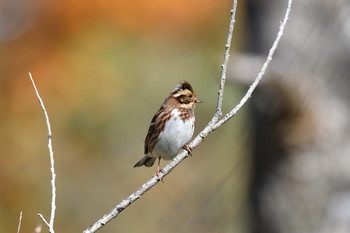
83,0,292,232
16,211,22,233
213,0,238,122
213,0,292,129
29,73,56,233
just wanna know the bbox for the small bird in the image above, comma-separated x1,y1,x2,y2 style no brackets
134,80,202,180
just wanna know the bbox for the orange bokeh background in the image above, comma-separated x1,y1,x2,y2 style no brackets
1,0,250,232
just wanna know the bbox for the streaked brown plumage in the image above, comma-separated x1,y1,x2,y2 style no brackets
134,80,202,179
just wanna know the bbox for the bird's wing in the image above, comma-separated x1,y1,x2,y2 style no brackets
144,106,166,155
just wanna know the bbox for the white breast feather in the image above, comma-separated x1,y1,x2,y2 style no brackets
152,109,194,160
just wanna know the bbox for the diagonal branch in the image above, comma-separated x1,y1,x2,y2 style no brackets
16,211,23,233
213,0,292,129
29,72,56,233
83,0,292,232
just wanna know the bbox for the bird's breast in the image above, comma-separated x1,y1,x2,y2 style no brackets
153,108,195,159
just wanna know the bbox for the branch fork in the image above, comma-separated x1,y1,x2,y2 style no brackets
83,0,292,232
28,0,292,232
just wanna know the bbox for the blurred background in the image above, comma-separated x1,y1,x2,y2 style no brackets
1,0,350,232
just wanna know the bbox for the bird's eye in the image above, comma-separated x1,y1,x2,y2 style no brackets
189,94,192,98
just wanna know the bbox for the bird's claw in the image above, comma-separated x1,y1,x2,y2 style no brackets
183,144,193,156
155,168,164,183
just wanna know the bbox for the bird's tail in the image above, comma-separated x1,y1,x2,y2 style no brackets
134,156,156,168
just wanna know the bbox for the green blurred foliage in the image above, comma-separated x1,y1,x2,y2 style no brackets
0,0,251,232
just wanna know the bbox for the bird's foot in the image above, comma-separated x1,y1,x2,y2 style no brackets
155,167,164,183
183,144,193,156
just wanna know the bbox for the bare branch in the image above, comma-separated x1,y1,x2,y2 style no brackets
213,0,292,129
38,214,50,229
213,0,238,122
83,0,292,232
16,211,22,233
29,72,56,233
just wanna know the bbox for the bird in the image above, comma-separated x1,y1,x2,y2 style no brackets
134,80,202,180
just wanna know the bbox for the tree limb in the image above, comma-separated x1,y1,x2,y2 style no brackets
213,0,238,122
83,0,292,232
16,211,23,233
29,72,56,233
214,0,292,129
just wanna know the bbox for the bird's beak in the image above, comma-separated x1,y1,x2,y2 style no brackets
194,97,202,103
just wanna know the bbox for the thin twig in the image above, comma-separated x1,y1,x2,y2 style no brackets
29,72,56,233
213,0,238,122
38,214,50,229
83,0,292,232
16,211,22,233
213,0,292,129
